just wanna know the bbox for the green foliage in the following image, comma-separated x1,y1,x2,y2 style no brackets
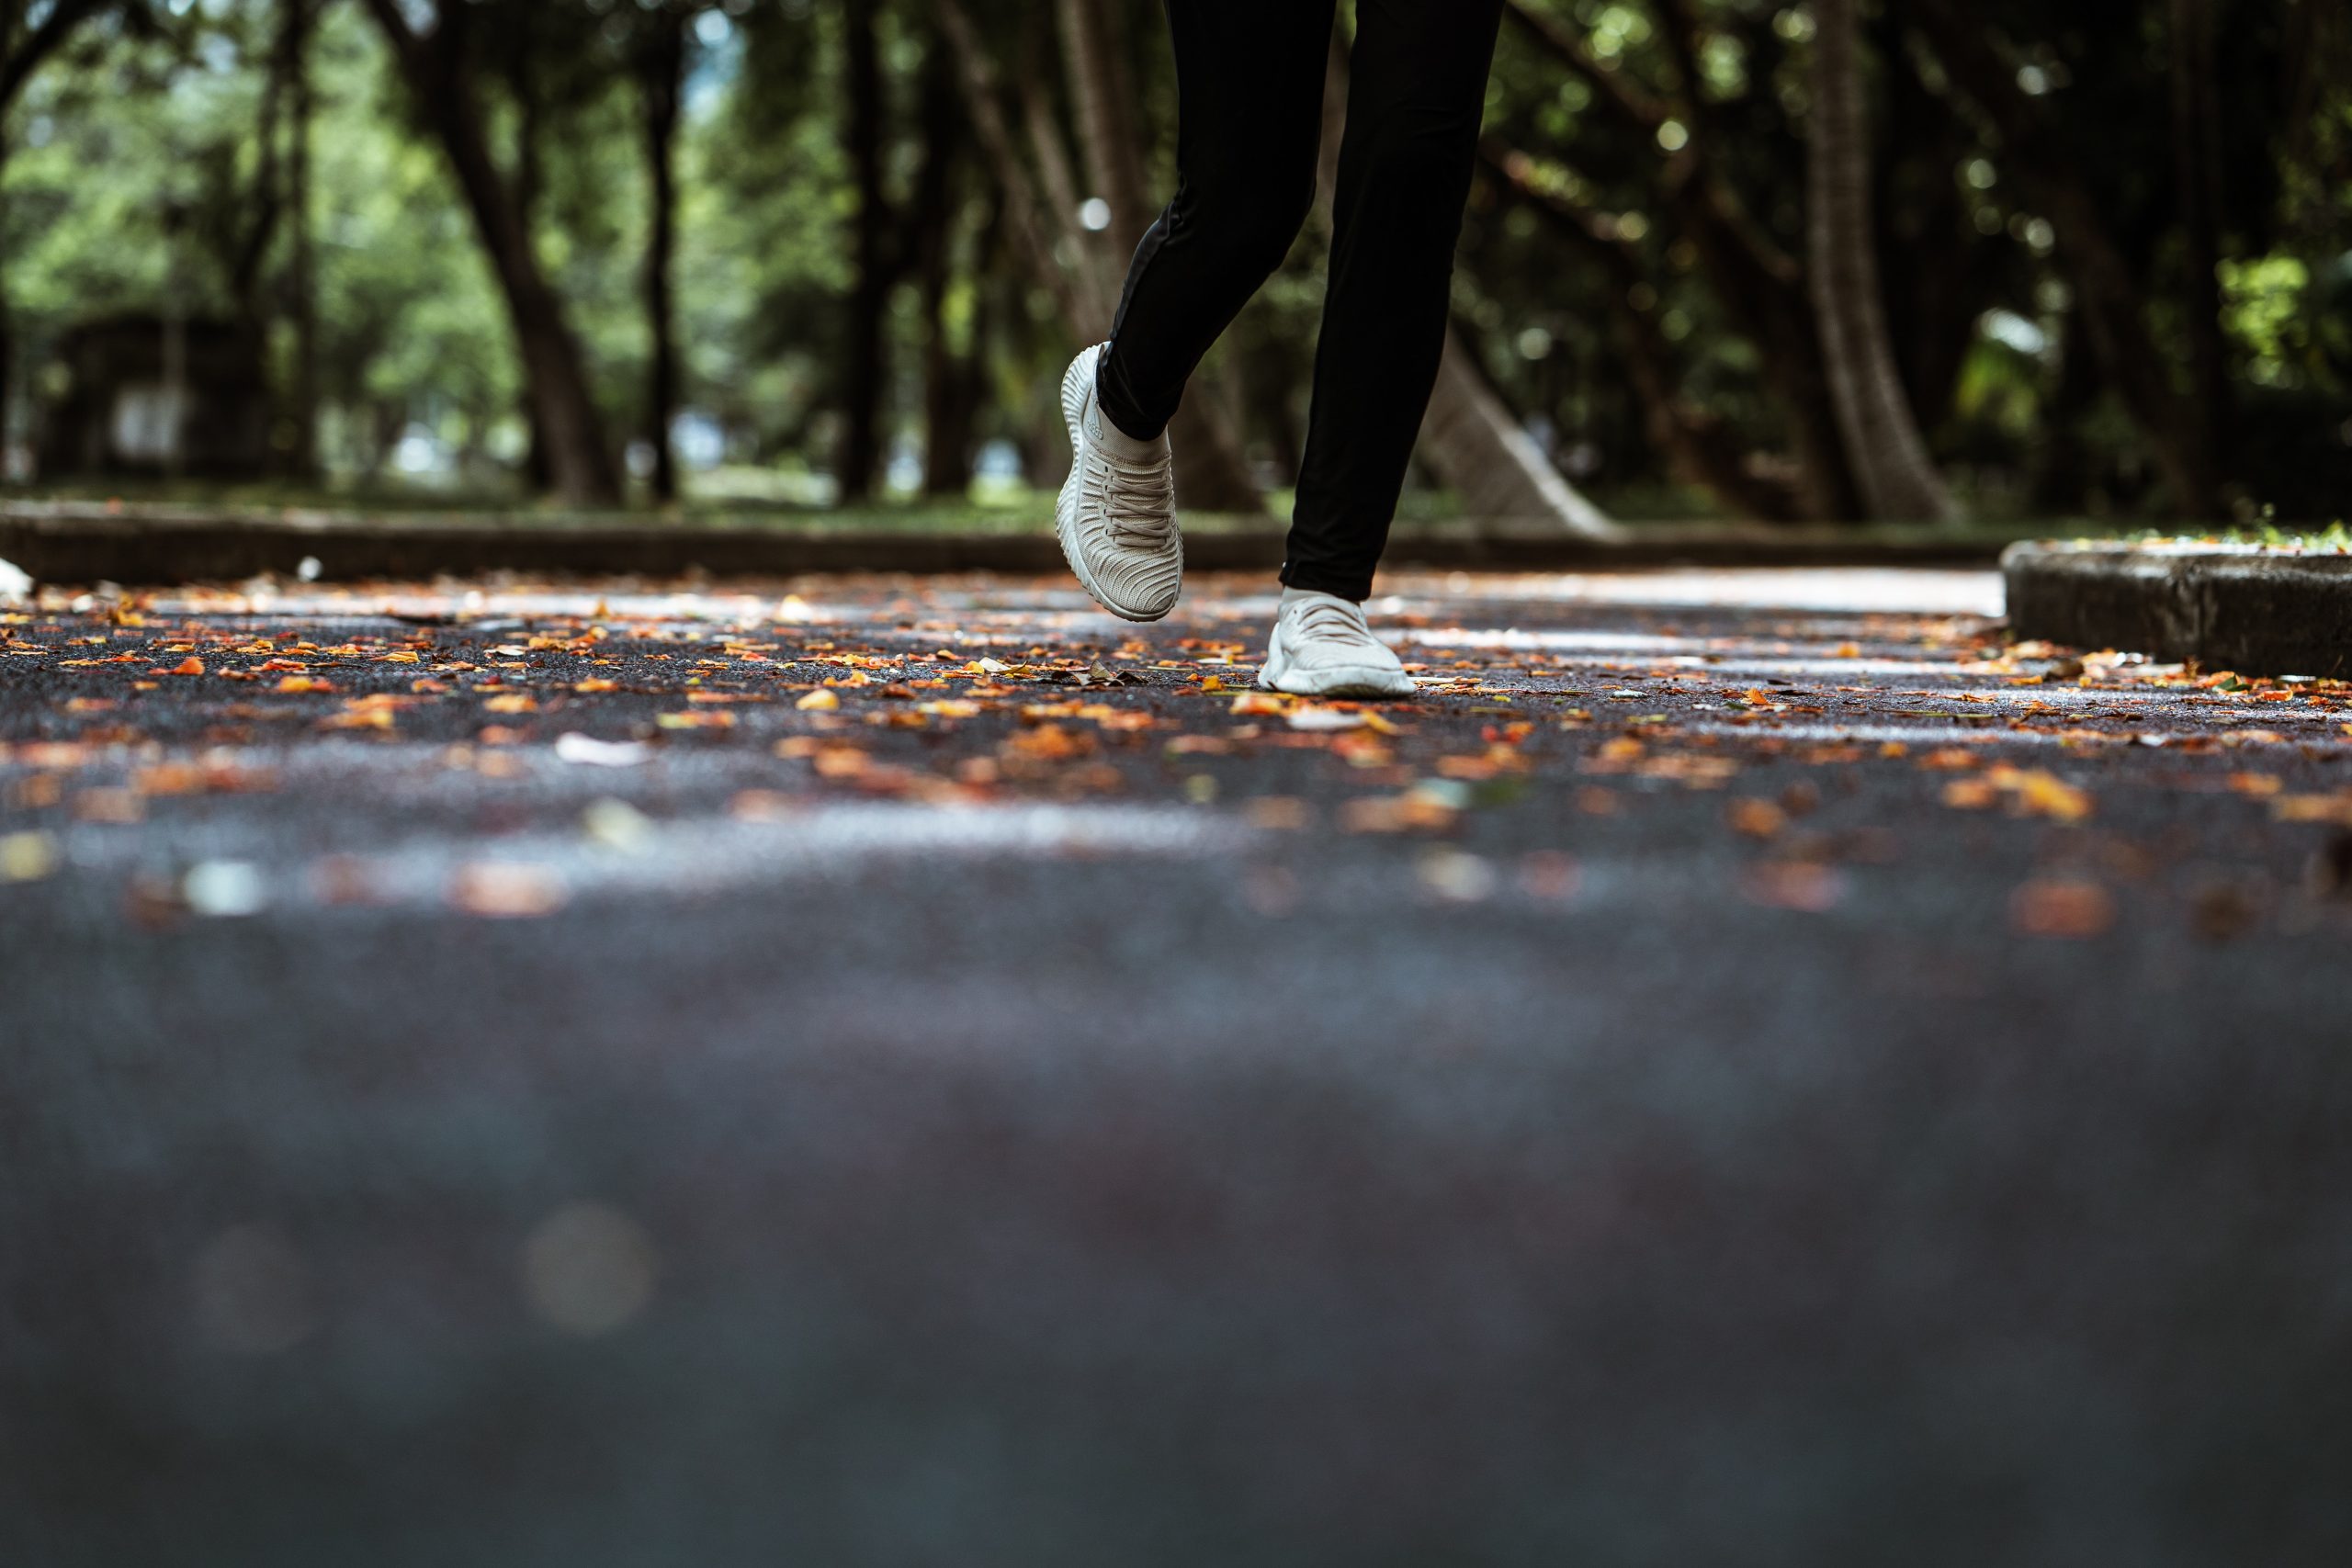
1,0,2347,525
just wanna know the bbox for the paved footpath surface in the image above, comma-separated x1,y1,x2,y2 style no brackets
5,568,2351,1567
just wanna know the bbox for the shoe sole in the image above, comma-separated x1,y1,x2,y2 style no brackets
1056,351,1180,625
1257,642,1418,699
1259,669,1419,699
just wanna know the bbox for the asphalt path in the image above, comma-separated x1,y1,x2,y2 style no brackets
4,567,2349,1566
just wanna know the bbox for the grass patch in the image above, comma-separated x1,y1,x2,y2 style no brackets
2,479,2143,545
2132,523,2352,552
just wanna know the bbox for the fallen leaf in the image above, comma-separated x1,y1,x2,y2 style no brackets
74,788,144,823
1743,862,1846,913
2274,794,2352,827
1245,796,1311,830
811,746,872,779
1519,852,1580,900
2007,769,2095,823
1339,782,1467,834
133,763,209,796
729,789,798,821
1003,724,1091,761
1942,778,2001,810
2011,878,2115,939
1587,737,1646,771
450,863,567,918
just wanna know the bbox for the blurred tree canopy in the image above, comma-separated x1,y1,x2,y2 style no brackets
0,0,2346,524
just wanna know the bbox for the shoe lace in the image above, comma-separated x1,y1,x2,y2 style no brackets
1084,451,1175,547
1289,596,1384,649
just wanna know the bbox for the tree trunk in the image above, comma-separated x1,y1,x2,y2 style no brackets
1913,0,2220,519
1055,0,1263,514
0,125,12,479
837,0,892,506
939,0,1258,508
283,0,319,480
0,0,15,474
1421,332,1620,534
358,0,621,507
640,7,685,504
2170,0,2229,508
921,286,984,501
505,24,553,495
1480,145,1802,520
1021,13,1111,321
1055,0,1149,254
1877,6,1992,438
1502,0,1860,520
933,0,1098,333
912,37,982,498
2030,314,2104,515
234,0,290,413
1319,34,1614,536
1806,0,1959,522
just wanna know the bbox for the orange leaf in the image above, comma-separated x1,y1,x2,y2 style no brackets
2011,879,2115,939
450,863,567,919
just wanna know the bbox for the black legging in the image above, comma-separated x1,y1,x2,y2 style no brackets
1095,0,1507,603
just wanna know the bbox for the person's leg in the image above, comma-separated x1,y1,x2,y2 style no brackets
1283,0,1506,601
1093,0,1339,444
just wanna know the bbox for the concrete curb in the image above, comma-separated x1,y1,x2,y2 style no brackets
1,502,2020,588
2004,540,2352,678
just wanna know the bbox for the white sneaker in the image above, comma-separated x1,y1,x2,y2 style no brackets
1257,588,1418,699
1056,344,1182,623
